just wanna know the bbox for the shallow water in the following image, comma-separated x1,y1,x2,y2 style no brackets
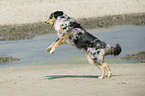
0,25,145,67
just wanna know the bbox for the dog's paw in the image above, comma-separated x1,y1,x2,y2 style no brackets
50,47,55,54
46,46,52,52
108,72,112,78
98,76,105,79
50,50,54,54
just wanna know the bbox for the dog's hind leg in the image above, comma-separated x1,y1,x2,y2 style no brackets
102,55,112,78
103,63,112,77
97,65,105,79
86,53,105,79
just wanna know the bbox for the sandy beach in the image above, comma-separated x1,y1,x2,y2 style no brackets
0,0,145,25
0,0,145,96
0,63,145,96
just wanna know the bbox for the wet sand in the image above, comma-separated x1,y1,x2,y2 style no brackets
0,13,145,41
0,57,20,64
122,51,145,63
0,63,145,96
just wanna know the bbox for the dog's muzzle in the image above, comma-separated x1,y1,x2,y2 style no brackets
45,21,54,26
45,18,55,26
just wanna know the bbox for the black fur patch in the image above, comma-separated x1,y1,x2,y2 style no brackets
70,22,83,30
69,22,108,51
114,44,122,56
49,11,64,19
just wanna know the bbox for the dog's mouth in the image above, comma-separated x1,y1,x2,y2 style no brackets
45,20,54,26
45,18,55,26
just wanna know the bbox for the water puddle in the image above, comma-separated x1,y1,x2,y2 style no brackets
0,25,145,67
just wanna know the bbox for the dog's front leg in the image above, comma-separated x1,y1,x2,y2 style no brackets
46,38,59,52
50,32,70,54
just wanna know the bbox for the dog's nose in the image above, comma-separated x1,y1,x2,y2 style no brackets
45,21,49,24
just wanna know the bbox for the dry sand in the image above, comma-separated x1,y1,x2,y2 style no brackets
0,63,145,96
0,0,145,25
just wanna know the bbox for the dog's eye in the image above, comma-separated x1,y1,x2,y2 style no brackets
49,13,54,19
49,16,53,19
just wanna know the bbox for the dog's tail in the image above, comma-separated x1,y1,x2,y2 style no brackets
105,44,122,56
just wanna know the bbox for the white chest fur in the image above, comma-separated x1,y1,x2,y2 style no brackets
54,21,62,37
54,19,75,45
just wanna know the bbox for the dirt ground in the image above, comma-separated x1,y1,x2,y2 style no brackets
0,63,145,96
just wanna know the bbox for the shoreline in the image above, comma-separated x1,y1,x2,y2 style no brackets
0,13,145,64
122,51,145,63
0,12,145,41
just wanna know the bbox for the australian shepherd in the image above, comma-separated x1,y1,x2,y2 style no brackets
45,11,121,79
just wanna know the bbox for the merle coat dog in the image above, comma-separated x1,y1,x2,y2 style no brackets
45,11,121,79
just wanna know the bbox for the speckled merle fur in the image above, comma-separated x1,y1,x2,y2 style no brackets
70,22,107,50
49,11,121,64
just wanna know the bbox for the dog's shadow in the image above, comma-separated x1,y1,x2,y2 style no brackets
45,75,116,80
45,75,98,80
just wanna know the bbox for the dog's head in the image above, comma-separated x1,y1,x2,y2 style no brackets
45,11,64,26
